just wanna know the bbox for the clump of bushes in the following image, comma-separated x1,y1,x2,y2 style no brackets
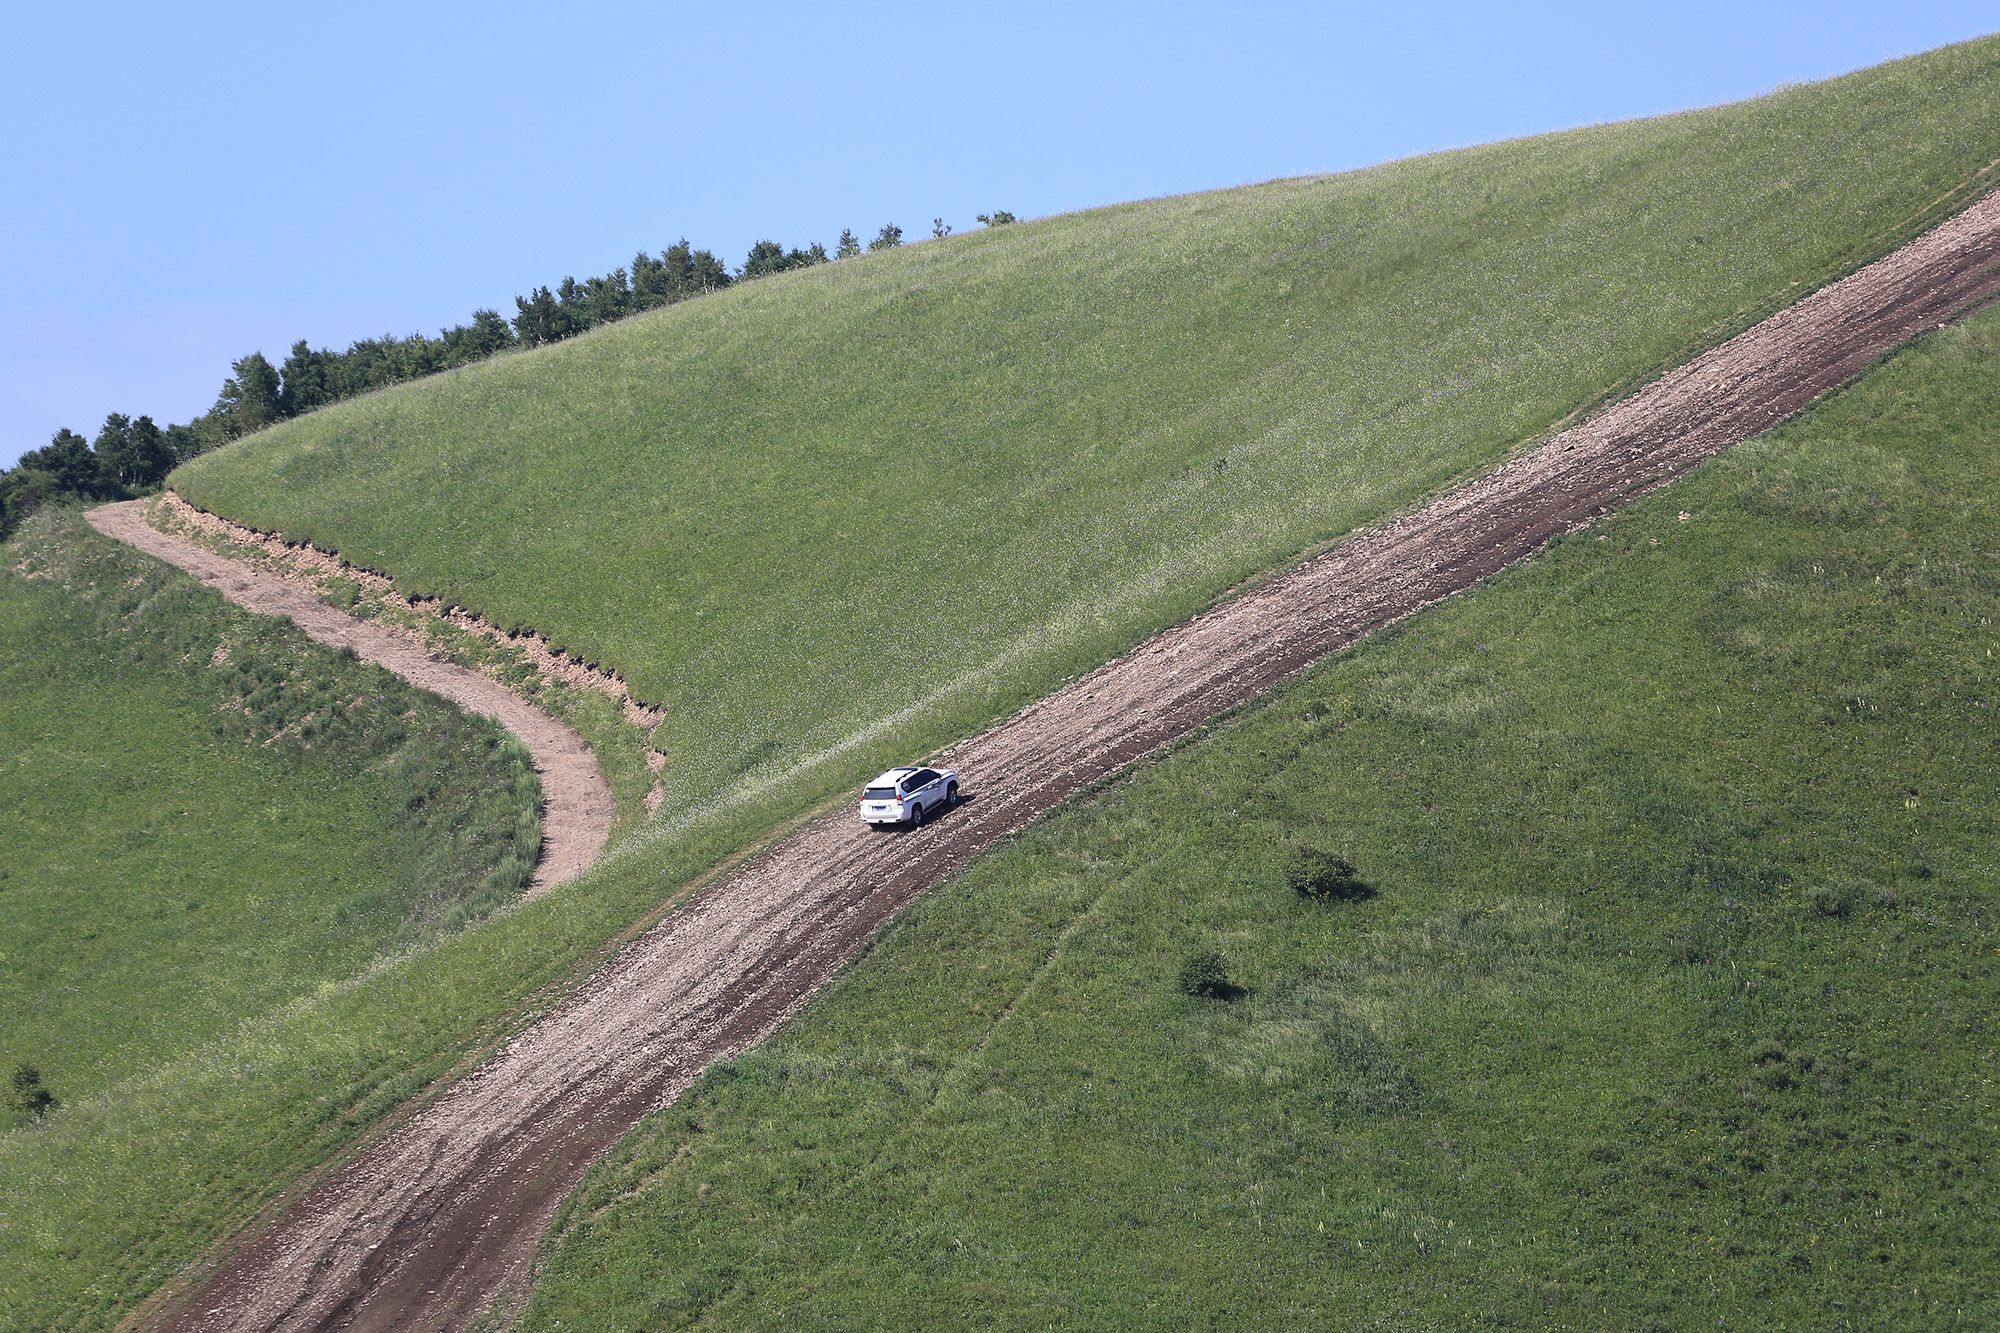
1178,949,1242,1000
1288,847,1373,903
1806,884,1852,918
9,1064,57,1121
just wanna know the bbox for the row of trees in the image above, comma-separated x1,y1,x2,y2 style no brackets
1,211,1020,537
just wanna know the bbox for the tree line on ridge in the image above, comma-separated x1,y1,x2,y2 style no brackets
1,211,1019,537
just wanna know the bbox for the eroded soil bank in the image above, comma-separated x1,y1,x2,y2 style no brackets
152,187,2000,1331
86,502,614,895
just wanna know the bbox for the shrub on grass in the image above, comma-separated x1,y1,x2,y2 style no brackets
9,1063,57,1120
1806,885,1851,918
1178,949,1241,1000
1288,847,1373,903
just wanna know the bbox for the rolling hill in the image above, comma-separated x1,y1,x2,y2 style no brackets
0,514,539,1324
522,294,2000,1330
8,32,1999,1330
174,37,2000,830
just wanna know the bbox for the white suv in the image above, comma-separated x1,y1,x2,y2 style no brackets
859,765,959,828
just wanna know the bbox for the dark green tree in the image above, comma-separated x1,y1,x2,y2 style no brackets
740,239,788,279
931,217,952,239
460,309,515,358
0,466,62,535
869,223,904,251
278,340,334,417
976,210,1018,226
556,276,589,329
91,412,133,477
97,412,172,488
512,286,571,345
631,250,672,308
686,247,731,292
581,269,632,324
835,227,862,259
163,422,201,465
217,352,283,437
18,428,109,496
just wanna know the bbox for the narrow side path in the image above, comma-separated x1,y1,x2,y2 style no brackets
85,500,613,894
154,186,2000,1332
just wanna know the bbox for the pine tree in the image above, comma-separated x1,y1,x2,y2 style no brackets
836,228,862,259
512,286,571,345
869,223,904,251
631,250,671,308
741,239,788,279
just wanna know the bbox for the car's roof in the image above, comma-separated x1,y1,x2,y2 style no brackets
867,767,919,787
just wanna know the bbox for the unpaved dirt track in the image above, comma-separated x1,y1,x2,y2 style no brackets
84,502,613,894
147,189,2000,1332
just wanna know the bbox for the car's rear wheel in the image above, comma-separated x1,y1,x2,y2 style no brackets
908,802,925,829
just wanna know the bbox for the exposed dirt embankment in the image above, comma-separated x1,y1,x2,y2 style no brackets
86,501,614,895
150,187,2000,1332
154,494,668,736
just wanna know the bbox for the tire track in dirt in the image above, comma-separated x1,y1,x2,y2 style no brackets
85,501,613,895
148,187,2000,1331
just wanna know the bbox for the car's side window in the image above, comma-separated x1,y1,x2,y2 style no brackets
911,769,937,789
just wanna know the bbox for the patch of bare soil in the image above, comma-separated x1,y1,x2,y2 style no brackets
144,188,2000,1331
84,502,613,895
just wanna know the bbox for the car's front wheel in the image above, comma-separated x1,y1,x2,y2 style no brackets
945,782,958,807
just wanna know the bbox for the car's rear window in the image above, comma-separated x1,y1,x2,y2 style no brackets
864,786,899,801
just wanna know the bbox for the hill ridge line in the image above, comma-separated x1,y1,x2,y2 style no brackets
84,500,616,897
148,186,2000,1331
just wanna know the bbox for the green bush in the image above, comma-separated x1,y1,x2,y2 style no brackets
1288,847,1372,902
9,1064,57,1121
1178,949,1239,1000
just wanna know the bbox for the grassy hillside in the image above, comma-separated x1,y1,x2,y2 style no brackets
0,515,538,1321
17,39,1997,1330
176,37,2000,828
519,302,2000,1327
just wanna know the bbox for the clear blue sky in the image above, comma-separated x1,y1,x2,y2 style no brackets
3,1,1994,468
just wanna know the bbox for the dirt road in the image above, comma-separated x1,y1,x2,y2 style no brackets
84,501,613,894
145,187,2000,1331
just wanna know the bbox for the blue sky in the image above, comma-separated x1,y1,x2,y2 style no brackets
3,2,1995,468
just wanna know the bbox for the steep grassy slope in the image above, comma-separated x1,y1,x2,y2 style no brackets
0,515,538,1321
177,37,2000,825
519,307,2000,1327
22,40,1996,1330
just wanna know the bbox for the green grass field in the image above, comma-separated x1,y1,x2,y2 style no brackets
0,515,538,1322
518,298,2000,1329
10,37,1999,1330
175,37,2000,830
